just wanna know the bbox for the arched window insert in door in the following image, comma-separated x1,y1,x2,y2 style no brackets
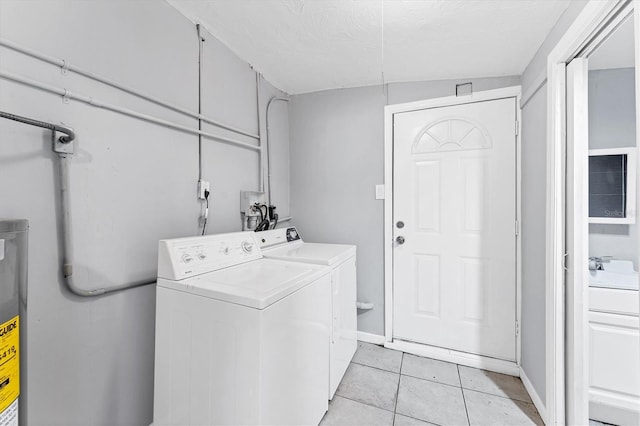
412,117,493,154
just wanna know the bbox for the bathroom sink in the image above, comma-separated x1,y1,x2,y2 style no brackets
588,260,639,290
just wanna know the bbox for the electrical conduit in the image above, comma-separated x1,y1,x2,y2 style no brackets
57,152,156,296
265,96,290,207
0,110,152,296
0,70,260,152
0,38,259,140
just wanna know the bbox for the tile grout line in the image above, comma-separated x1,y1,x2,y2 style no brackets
392,352,404,424
459,364,472,426
400,372,461,389
351,359,402,375
332,394,395,414
398,413,445,426
461,387,534,405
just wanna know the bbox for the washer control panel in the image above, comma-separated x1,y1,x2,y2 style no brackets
256,227,303,249
158,232,262,280
286,227,301,242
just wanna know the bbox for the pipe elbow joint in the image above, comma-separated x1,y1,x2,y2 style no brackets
63,263,73,278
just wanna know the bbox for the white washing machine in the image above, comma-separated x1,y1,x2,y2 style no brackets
153,231,331,426
256,227,357,399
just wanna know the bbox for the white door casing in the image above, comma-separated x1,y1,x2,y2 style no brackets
565,57,590,426
392,97,518,361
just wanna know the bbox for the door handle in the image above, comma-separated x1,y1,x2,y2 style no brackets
396,236,405,245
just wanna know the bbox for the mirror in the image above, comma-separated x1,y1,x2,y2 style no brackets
589,148,636,223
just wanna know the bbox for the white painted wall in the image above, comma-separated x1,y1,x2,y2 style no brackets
290,85,386,334
519,0,588,406
520,85,549,403
588,68,637,266
289,76,520,336
0,1,288,424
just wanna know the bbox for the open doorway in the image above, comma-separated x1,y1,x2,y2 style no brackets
585,14,639,426
547,2,640,425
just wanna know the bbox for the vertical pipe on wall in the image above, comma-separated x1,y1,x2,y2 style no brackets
196,24,204,181
254,70,264,192
257,72,264,193
265,96,289,207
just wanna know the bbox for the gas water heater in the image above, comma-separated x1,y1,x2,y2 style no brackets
0,220,28,426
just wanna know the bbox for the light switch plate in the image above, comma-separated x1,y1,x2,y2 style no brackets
375,184,385,200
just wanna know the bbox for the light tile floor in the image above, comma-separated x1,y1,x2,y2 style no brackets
589,421,616,426
320,342,544,426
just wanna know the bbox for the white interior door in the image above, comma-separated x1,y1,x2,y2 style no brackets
392,97,517,361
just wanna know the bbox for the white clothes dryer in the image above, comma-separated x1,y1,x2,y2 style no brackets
153,231,330,426
256,227,357,399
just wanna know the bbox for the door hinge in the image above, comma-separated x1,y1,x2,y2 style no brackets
515,120,519,135
515,220,519,236
562,253,569,271
515,320,520,336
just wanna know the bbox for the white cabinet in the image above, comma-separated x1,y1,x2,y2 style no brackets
329,256,358,399
589,310,640,425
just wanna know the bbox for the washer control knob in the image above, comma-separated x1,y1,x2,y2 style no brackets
220,246,230,255
197,252,207,261
241,240,254,253
181,253,194,263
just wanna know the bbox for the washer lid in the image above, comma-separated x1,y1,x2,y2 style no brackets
158,258,330,309
263,242,356,266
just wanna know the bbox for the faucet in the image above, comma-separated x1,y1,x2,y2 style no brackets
589,256,612,271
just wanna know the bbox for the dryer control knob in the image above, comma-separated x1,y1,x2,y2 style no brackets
181,253,194,263
241,241,254,253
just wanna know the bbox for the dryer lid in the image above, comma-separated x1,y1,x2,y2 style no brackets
263,242,356,266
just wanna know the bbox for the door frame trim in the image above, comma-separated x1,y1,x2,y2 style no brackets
545,1,634,424
383,85,523,370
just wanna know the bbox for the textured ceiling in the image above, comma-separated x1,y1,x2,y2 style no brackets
168,0,571,94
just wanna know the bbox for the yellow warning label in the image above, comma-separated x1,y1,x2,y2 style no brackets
0,316,19,414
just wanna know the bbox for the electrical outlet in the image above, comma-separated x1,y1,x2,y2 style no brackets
198,180,210,199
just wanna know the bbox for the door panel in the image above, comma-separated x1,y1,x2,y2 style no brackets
393,97,517,361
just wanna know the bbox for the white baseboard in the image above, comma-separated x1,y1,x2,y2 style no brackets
590,390,640,426
385,339,519,376
357,331,385,345
520,366,548,425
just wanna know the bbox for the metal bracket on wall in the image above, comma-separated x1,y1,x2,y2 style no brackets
52,130,75,154
61,88,70,104
60,59,69,75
